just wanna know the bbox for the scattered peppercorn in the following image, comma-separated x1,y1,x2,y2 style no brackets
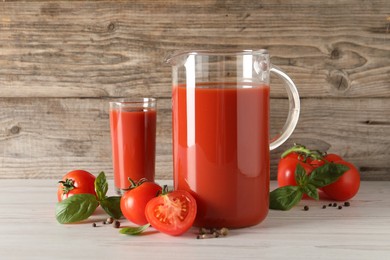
328,203,332,207
197,227,229,239
344,201,350,207
197,233,216,239
332,203,337,207
106,217,114,224
113,220,120,228
92,223,97,227
338,205,343,210
322,205,327,209
219,227,229,236
303,205,309,211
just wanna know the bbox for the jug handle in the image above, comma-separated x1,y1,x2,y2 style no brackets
269,65,300,151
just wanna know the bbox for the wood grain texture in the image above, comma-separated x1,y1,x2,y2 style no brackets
1,180,390,259
0,0,389,179
0,97,388,180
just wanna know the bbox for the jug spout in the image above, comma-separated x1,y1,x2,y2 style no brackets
165,50,194,67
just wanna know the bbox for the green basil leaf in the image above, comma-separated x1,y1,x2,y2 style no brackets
100,196,123,219
301,183,319,200
295,163,309,186
309,163,350,188
120,224,151,235
95,171,108,200
269,186,303,211
56,194,99,224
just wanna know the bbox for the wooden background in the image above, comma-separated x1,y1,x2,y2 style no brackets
0,0,389,180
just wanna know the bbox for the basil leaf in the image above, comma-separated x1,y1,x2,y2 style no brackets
309,163,350,188
95,171,108,200
56,194,99,224
120,224,151,235
100,196,122,219
269,186,303,211
295,164,309,186
301,183,319,200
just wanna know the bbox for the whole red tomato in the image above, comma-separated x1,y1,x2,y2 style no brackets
277,153,314,187
57,170,96,201
120,182,162,226
321,160,360,201
145,190,197,236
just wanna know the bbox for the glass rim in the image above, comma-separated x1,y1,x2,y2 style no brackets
166,49,269,64
109,97,156,106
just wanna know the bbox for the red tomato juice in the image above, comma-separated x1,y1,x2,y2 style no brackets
172,83,270,228
110,108,156,190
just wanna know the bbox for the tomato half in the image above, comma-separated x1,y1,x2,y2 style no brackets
120,182,162,225
57,170,96,201
277,153,314,187
145,190,197,236
321,160,360,201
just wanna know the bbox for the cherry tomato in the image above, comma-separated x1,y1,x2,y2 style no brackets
277,153,314,187
322,160,360,201
120,182,162,225
57,170,96,201
145,190,197,236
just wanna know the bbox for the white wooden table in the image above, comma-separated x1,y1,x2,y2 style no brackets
1,180,389,259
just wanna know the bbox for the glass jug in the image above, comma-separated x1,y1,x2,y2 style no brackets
166,49,300,228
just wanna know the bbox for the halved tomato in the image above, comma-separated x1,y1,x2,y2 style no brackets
145,190,197,236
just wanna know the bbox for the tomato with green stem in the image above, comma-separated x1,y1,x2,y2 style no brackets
277,155,314,187
145,189,197,236
308,153,344,168
57,170,96,202
120,180,162,226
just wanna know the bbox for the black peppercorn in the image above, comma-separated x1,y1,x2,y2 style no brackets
333,202,337,207
344,201,350,207
113,220,120,228
338,205,343,210
328,203,332,207
322,205,327,209
304,205,309,211
92,223,97,227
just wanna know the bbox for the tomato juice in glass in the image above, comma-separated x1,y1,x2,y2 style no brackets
109,98,157,194
172,83,270,228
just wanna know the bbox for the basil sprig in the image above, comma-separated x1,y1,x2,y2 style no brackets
55,171,122,224
269,163,349,210
94,172,122,220
120,224,151,235
56,194,99,224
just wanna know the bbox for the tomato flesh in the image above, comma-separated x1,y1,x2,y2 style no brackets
145,190,197,236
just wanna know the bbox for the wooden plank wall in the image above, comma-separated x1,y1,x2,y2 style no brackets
0,1,389,180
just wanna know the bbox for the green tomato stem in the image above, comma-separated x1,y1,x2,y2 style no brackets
281,144,324,161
